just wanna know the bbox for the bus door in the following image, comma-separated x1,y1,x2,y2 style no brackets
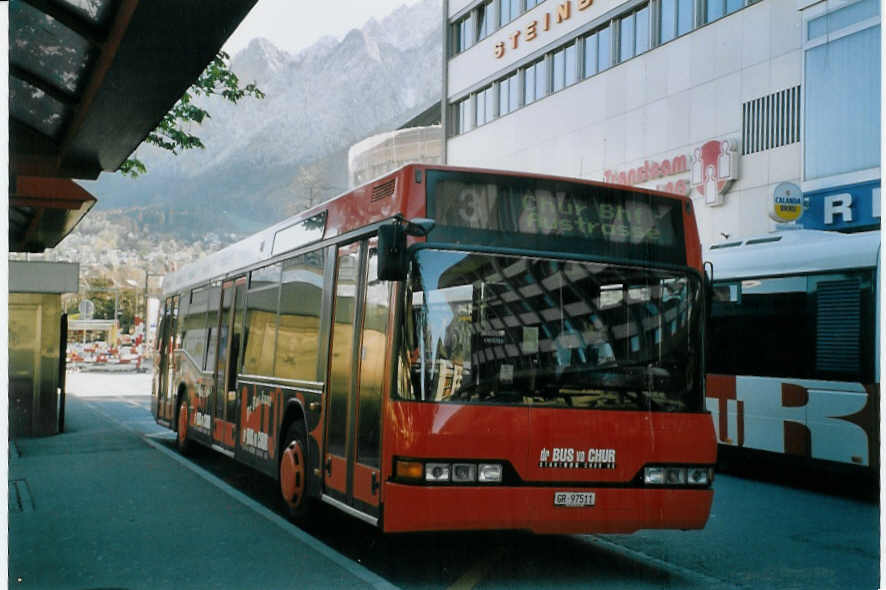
325,239,388,520
156,295,178,422
211,278,245,452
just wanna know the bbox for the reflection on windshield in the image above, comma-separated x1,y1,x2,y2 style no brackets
398,250,702,412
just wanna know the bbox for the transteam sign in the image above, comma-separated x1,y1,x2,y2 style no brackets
603,138,739,205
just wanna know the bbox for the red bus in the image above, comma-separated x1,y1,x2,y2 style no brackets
152,164,716,534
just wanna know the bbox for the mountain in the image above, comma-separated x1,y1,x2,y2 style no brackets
76,0,442,243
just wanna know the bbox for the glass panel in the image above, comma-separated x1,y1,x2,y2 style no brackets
486,87,496,122
826,0,879,34
9,78,68,138
243,282,280,376
598,26,611,70
535,59,547,100
478,2,492,39
726,0,744,15
620,14,635,62
707,0,725,23
204,286,222,371
553,49,566,92
10,2,93,94
215,287,233,415
477,89,487,126
458,98,471,134
56,0,117,26
272,212,326,256
805,26,881,179
584,33,598,77
400,250,703,411
499,77,510,116
182,288,208,369
328,246,360,458
500,0,512,25
565,43,578,86
524,63,537,104
678,0,694,36
808,15,829,40
509,73,520,111
357,245,390,468
227,284,246,418
708,271,874,381
661,0,677,43
636,5,650,54
274,250,326,381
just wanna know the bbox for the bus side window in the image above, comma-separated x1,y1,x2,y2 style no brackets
242,264,281,376
274,251,325,381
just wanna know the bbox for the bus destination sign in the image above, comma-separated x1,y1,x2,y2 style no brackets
428,173,683,260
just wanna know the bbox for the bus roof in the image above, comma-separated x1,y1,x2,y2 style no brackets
705,229,881,280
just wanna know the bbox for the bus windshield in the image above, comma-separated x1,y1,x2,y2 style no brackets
399,249,703,412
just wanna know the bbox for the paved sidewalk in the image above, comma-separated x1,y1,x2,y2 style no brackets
9,376,395,590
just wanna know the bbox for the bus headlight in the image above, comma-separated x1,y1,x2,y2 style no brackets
478,463,503,483
452,463,477,482
643,466,665,484
394,458,505,485
644,466,712,486
425,463,451,482
687,467,712,485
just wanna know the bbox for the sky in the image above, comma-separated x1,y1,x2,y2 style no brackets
223,0,428,56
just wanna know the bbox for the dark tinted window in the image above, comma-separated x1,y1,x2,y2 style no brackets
708,270,875,381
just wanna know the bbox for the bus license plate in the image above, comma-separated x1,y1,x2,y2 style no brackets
554,492,595,507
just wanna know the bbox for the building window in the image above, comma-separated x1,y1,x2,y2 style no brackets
552,42,578,92
454,97,471,135
619,4,649,62
498,71,520,116
477,1,493,40
583,24,611,78
476,85,496,126
523,58,547,105
500,0,521,27
526,0,542,9
705,0,746,24
453,13,474,54
804,0,880,180
660,0,695,43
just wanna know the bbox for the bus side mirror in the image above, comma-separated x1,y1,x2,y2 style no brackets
378,221,408,281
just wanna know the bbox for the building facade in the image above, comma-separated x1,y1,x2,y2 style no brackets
442,0,880,244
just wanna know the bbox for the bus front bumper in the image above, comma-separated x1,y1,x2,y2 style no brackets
381,483,713,534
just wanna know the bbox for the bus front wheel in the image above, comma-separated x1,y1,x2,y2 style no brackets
279,422,314,524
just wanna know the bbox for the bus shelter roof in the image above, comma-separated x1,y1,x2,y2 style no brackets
9,0,258,252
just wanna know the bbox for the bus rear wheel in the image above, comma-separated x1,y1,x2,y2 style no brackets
176,400,191,454
279,422,314,523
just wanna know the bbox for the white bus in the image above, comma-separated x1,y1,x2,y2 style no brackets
705,230,879,473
